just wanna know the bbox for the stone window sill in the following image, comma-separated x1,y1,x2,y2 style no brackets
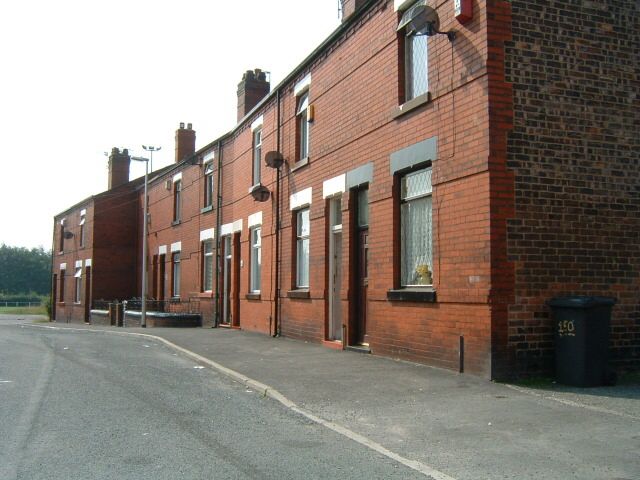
386,287,436,303
172,220,181,226
201,205,213,214
287,289,310,299
246,293,261,300
392,92,432,120
291,157,309,172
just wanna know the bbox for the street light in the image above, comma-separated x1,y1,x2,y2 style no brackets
142,145,161,172
131,155,150,328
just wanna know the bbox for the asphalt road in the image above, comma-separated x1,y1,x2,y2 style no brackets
0,322,424,480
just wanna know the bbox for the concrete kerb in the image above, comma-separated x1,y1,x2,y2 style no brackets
22,324,456,480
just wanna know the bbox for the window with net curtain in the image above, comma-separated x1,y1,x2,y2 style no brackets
400,167,433,286
203,240,213,292
296,209,310,288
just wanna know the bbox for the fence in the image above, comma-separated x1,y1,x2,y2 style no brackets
91,300,112,311
0,301,44,308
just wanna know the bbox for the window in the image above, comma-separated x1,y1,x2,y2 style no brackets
59,269,66,302
204,162,214,208
296,92,310,161
202,240,213,292
400,168,433,286
59,223,65,252
399,2,429,101
74,267,82,303
173,180,182,222
250,227,261,293
296,209,310,288
252,128,262,186
79,213,86,247
172,252,181,297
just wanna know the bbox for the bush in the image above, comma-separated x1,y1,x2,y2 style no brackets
45,295,52,320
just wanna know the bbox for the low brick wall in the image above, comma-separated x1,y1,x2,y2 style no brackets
90,310,111,326
123,310,201,328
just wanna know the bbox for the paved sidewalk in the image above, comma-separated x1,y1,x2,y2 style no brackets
23,319,640,479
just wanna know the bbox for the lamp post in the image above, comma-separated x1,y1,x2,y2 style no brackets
142,145,161,173
131,155,150,328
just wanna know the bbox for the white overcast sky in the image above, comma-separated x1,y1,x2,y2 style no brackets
0,0,341,250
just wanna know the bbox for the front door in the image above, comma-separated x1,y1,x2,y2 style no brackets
353,188,369,345
84,266,91,322
222,236,232,325
356,229,369,344
328,198,343,341
158,254,166,302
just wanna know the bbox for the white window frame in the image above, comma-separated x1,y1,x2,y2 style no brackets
399,1,429,102
405,32,428,101
59,220,65,253
172,252,181,297
400,167,433,287
79,213,86,247
173,179,182,222
250,226,261,293
204,162,214,208
252,128,262,186
202,240,214,292
296,91,310,161
296,208,310,288
74,267,82,303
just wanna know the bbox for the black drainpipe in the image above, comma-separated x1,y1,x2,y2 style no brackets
213,139,223,327
273,89,282,337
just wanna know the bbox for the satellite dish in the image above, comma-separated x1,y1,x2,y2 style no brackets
398,2,455,41
63,231,74,239
250,185,271,202
265,151,284,169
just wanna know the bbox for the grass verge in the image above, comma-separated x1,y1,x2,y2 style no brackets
0,305,48,316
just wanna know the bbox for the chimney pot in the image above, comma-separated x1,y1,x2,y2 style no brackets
237,68,270,122
175,123,196,163
108,147,131,190
341,0,367,22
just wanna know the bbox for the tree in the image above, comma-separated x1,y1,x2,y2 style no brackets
0,244,51,296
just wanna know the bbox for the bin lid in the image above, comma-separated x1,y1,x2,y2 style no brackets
547,296,617,308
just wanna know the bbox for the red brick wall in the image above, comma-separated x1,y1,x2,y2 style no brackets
92,187,140,302
53,201,95,323
504,0,640,375
267,0,495,376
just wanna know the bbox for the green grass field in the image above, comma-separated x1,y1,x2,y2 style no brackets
0,305,48,316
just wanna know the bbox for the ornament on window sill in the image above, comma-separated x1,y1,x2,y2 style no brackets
415,264,432,285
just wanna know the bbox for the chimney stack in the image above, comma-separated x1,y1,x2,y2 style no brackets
237,69,270,122
175,122,196,163
108,147,131,189
340,0,367,22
